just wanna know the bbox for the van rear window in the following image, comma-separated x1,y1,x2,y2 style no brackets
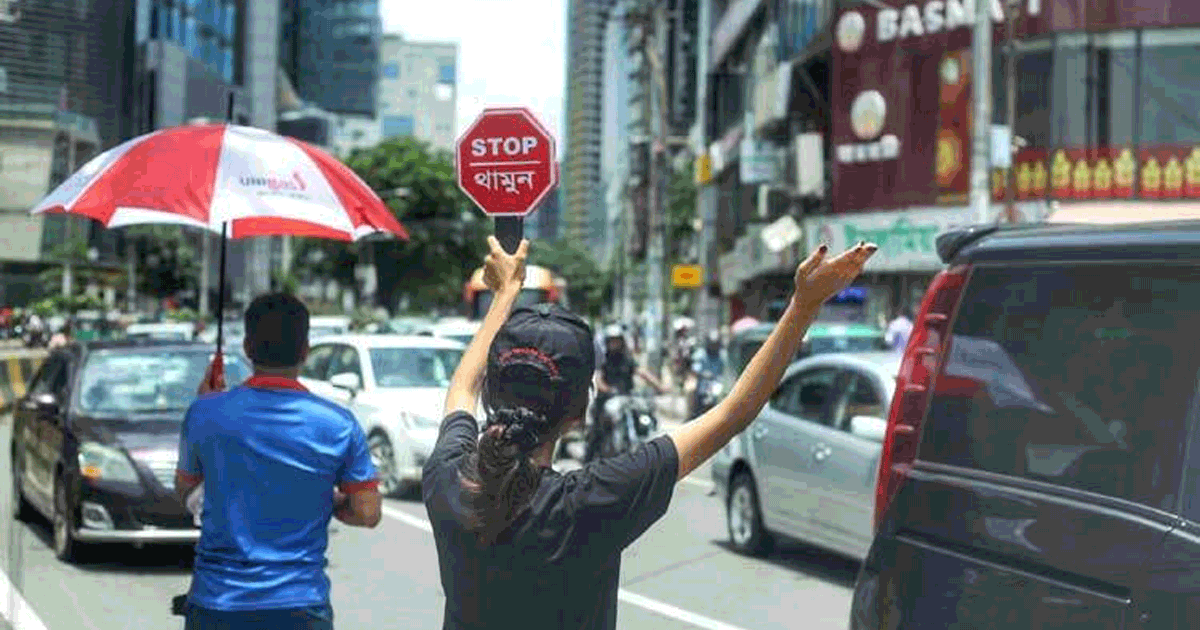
918,265,1200,511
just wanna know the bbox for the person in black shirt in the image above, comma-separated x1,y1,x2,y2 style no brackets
422,236,877,630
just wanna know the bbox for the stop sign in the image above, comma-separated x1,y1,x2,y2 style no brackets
455,107,558,217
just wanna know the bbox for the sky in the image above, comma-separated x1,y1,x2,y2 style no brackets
381,0,567,158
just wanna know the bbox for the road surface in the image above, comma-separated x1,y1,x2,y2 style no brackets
0,416,858,630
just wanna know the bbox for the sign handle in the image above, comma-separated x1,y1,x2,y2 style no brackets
495,216,524,255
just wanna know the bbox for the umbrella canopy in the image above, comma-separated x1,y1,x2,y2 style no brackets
31,123,408,242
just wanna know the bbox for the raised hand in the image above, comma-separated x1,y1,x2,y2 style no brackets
483,236,529,295
792,241,878,308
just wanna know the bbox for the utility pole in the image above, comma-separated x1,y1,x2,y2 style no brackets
693,0,714,335
636,0,671,376
970,0,993,224
1004,0,1020,223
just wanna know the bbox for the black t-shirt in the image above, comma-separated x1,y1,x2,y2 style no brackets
600,352,636,394
422,411,679,630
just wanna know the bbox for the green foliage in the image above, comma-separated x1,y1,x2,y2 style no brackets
293,136,490,313
31,294,103,316
666,159,697,262
124,226,200,299
527,239,609,319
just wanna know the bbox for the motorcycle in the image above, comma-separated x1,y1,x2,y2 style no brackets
602,392,659,455
691,371,724,420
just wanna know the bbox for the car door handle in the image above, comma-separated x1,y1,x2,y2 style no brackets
752,425,768,440
812,443,832,462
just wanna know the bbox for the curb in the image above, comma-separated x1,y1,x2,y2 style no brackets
0,352,46,413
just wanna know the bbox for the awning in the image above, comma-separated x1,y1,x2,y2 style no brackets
1046,201,1200,225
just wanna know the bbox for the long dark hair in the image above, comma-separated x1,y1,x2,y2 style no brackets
458,362,590,546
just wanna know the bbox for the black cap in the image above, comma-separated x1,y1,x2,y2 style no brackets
488,303,596,385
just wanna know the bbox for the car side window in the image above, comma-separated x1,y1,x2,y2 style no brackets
327,345,362,379
28,355,66,398
302,345,335,380
769,374,802,413
830,372,887,433
789,368,841,427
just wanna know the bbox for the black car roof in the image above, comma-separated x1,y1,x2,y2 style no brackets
940,220,1200,265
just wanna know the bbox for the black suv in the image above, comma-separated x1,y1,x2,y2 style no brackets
852,221,1200,629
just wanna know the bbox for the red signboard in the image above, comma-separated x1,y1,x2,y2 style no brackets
830,0,1200,214
455,107,558,217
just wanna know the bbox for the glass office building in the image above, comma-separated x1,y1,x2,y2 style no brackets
143,0,237,83
280,0,380,117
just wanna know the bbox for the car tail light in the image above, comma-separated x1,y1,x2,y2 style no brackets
546,286,560,304
874,264,971,531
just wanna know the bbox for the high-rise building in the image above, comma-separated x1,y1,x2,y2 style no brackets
279,0,380,118
563,0,615,250
375,34,458,152
0,0,135,305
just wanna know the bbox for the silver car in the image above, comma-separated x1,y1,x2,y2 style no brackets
711,352,898,561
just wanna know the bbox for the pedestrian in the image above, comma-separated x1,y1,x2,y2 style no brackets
48,321,72,349
886,304,914,352
175,292,382,630
422,236,877,629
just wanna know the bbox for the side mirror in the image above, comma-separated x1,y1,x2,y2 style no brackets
850,415,888,442
329,372,362,393
32,392,60,414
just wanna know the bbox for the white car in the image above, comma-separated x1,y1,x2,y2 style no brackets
310,315,352,339
429,319,481,346
125,322,194,341
298,334,466,496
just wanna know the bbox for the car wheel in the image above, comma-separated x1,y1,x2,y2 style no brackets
11,451,31,522
727,472,773,557
368,432,404,498
53,475,84,563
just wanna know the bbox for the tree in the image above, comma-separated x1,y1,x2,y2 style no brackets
294,137,490,313
528,239,609,320
666,159,697,262
123,226,199,299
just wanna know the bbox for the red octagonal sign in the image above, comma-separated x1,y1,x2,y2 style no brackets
455,107,558,217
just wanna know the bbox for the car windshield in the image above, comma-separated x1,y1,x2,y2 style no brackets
369,347,463,388
311,326,343,338
807,335,889,355
74,349,251,416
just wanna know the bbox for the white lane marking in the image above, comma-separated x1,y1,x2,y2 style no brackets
617,590,748,630
381,505,749,630
0,564,49,630
382,505,432,532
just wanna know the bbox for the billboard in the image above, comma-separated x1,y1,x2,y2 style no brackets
830,0,1200,214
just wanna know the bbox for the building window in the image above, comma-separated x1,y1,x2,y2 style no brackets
438,62,455,84
1140,29,1200,145
1014,39,1053,150
381,115,414,138
382,63,399,78
434,84,453,101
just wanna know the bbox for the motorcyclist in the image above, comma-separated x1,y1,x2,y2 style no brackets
587,325,665,462
690,331,727,419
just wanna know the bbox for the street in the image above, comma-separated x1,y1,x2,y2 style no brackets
0,414,858,630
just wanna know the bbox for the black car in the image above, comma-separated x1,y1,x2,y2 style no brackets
11,339,250,562
852,221,1200,629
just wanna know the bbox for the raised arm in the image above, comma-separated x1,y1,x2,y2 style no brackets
443,237,529,416
668,242,877,481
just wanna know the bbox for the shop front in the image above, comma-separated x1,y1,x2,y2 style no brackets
803,202,1050,321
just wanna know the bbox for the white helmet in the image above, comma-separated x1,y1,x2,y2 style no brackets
603,324,624,340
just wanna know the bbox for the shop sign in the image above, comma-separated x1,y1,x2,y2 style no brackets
804,204,1048,272
740,136,779,184
872,0,1042,45
719,223,801,294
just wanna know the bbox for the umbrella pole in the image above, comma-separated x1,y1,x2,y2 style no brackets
216,222,228,349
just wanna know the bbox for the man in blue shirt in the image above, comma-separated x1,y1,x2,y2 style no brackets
175,292,382,630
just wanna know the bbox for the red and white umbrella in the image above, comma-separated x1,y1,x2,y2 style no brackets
30,123,410,389
30,123,409,241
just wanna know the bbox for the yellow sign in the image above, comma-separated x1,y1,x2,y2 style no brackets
672,264,703,288
694,154,713,185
